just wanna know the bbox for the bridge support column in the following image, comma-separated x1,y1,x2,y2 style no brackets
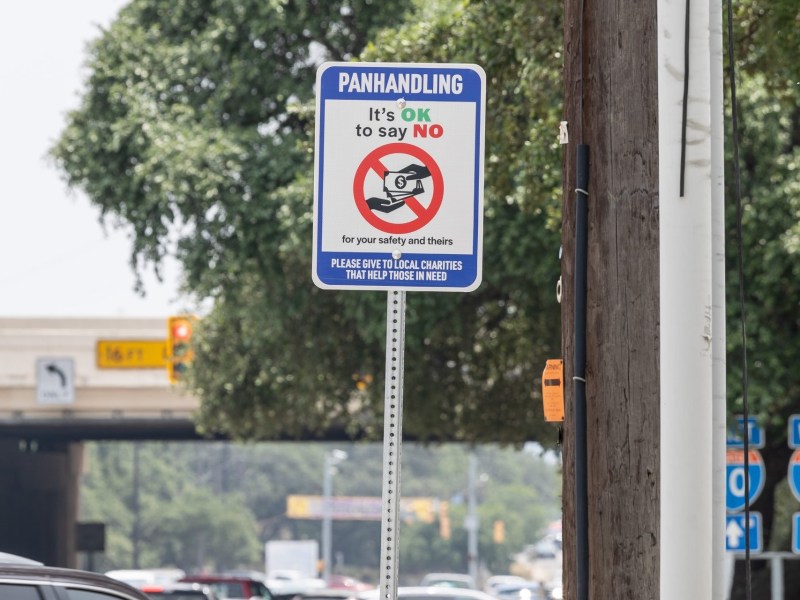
0,439,84,567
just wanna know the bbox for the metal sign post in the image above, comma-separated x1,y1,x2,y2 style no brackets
378,290,406,600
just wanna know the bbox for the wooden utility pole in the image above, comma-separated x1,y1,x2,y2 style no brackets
561,0,724,598
561,2,660,597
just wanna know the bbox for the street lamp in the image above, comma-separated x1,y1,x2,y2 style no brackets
322,449,348,582
466,452,489,584
466,451,479,583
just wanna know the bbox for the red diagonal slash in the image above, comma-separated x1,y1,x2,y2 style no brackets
353,142,443,234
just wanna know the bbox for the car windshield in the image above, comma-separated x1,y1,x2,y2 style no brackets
251,582,272,599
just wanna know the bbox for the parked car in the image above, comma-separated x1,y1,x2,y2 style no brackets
297,588,363,600
419,574,477,590
266,569,326,598
325,575,374,592
180,574,273,599
492,581,545,600
0,562,150,600
142,581,220,600
0,551,43,566
107,569,187,589
483,576,527,597
361,586,495,600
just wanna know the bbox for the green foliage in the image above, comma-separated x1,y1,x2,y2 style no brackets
80,443,262,571
151,489,261,570
54,0,413,289
732,0,800,93
80,441,560,576
52,0,564,446
725,78,800,445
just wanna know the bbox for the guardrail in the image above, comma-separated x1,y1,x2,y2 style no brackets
727,552,800,600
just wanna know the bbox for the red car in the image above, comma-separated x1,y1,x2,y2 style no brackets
180,574,273,600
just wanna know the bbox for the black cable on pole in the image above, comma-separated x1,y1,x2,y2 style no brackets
725,0,751,597
574,144,590,600
679,0,690,197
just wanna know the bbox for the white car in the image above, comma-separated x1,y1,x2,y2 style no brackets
105,569,186,590
483,576,527,597
361,586,496,600
419,573,478,590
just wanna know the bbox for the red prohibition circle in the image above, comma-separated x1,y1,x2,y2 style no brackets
352,142,444,234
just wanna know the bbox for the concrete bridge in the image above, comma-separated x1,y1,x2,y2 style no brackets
0,317,199,567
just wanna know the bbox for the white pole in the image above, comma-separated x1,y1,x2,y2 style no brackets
467,451,479,583
658,0,715,597
770,556,783,600
710,0,728,595
322,449,347,582
322,453,333,582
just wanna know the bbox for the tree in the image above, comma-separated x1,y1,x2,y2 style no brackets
80,441,560,575
151,489,262,571
52,0,565,446
80,442,263,572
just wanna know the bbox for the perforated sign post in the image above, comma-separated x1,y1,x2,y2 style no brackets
313,62,485,292
313,62,485,600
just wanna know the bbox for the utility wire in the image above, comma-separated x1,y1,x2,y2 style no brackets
679,0,690,197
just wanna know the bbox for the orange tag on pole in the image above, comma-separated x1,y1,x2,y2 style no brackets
542,359,565,422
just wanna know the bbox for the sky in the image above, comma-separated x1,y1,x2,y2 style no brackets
0,1,186,317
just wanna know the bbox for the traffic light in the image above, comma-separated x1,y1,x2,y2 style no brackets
492,520,506,544
352,372,374,391
167,315,197,383
439,501,451,540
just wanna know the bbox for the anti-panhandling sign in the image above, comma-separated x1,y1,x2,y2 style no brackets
312,62,486,292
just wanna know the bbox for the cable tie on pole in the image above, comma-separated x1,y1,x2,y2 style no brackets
575,188,589,196
573,376,586,383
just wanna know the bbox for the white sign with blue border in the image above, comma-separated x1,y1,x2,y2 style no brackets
792,513,800,554
726,415,765,449
788,448,800,503
726,512,762,552
312,62,486,291
789,415,800,449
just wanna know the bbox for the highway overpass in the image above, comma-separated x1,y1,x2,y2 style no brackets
0,317,200,567
0,317,199,440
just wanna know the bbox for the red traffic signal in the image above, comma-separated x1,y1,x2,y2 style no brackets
171,319,192,342
167,315,197,383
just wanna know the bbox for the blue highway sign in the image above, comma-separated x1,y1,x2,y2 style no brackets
789,415,800,449
793,513,800,554
726,415,765,449
726,513,762,553
726,449,765,513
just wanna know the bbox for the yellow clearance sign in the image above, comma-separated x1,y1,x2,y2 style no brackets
96,340,168,369
287,495,437,523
